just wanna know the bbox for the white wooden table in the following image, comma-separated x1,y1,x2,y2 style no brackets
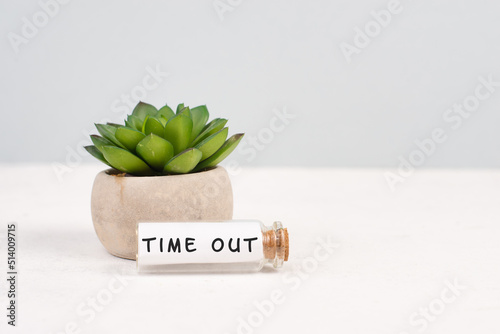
1,164,499,333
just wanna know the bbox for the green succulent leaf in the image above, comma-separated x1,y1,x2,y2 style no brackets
190,105,209,141
195,127,228,161
157,105,175,121
141,115,150,133
136,134,174,171
164,114,193,155
164,148,202,174
90,135,114,152
100,146,154,175
126,114,143,131
178,107,191,118
176,103,185,114
95,124,126,149
85,145,112,167
106,122,122,128
143,117,164,137
191,118,228,146
115,126,146,152
125,120,134,130
194,133,244,171
158,117,168,127
132,102,157,121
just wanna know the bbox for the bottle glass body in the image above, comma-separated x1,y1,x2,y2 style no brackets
136,220,288,273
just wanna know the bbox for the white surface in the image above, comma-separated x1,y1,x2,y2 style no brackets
2,1,500,167
1,164,500,333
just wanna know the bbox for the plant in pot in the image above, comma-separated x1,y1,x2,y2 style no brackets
85,101,244,260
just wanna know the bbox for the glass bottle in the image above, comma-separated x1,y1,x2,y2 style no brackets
136,220,289,273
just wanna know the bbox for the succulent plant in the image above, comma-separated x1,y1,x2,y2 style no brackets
85,102,244,176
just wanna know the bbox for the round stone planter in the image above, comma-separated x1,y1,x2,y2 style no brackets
90,166,233,260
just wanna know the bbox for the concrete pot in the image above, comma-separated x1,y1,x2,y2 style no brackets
90,166,233,260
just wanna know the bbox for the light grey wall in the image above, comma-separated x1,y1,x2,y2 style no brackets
1,0,499,168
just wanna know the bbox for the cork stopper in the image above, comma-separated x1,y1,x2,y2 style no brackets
263,230,276,259
262,223,289,263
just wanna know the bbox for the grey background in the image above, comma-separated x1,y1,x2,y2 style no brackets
1,0,499,168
